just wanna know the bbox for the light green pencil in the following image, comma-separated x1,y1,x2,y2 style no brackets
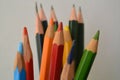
74,30,100,80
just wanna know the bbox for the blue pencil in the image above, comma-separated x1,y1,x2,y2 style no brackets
60,40,75,80
14,42,26,80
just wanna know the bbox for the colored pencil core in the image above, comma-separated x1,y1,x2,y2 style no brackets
57,22,63,31
50,18,54,26
93,30,100,40
23,27,28,35
17,42,23,55
35,2,38,14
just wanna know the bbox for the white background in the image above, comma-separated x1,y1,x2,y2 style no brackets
0,0,120,80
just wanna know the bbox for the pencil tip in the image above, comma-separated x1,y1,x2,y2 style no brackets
23,27,28,35
93,30,100,40
73,4,75,7
17,42,23,54
67,40,76,64
49,18,54,26
51,5,54,10
35,2,38,13
57,22,63,31
40,3,42,8
79,6,81,12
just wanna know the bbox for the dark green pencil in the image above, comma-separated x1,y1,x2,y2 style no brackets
69,5,81,71
69,4,78,40
76,6,84,71
74,30,100,80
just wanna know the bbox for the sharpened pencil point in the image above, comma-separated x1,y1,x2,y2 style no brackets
93,30,100,40
23,27,28,35
17,42,23,54
40,3,42,8
73,4,75,8
35,2,38,13
51,5,54,10
79,6,81,12
58,22,63,31
49,18,54,26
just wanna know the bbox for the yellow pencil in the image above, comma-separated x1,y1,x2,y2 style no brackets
63,26,72,66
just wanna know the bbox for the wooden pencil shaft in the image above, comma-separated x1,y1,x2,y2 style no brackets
75,30,100,80
74,23,84,71
49,23,64,80
69,20,78,40
40,18,54,80
36,34,44,69
23,27,34,80
74,50,96,80
14,68,26,80
40,37,53,80
49,44,64,80
25,58,34,80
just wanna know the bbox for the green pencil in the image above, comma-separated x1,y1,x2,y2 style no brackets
74,30,100,80
50,6,58,31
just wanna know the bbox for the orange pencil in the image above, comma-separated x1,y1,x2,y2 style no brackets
39,18,55,80
49,22,64,80
50,6,58,31
23,27,34,80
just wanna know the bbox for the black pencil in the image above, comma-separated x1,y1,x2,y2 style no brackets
35,2,44,70
39,3,48,33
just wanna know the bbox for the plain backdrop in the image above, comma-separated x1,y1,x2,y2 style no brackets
0,0,120,80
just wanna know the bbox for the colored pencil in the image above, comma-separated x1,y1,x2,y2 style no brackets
49,22,64,80
77,7,84,53
39,18,55,80
69,4,78,40
74,30,100,80
39,3,48,33
14,42,26,80
60,40,75,80
50,6,58,31
35,2,44,70
23,27,34,80
74,7,84,71
62,26,72,66
69,4,81,71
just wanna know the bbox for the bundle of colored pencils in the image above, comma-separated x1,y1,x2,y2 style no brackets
13,3,100,80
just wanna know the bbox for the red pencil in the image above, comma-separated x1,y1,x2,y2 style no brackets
23,27,34,80
49,22,64,80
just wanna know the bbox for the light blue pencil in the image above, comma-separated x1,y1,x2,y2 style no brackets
14,42,26,80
